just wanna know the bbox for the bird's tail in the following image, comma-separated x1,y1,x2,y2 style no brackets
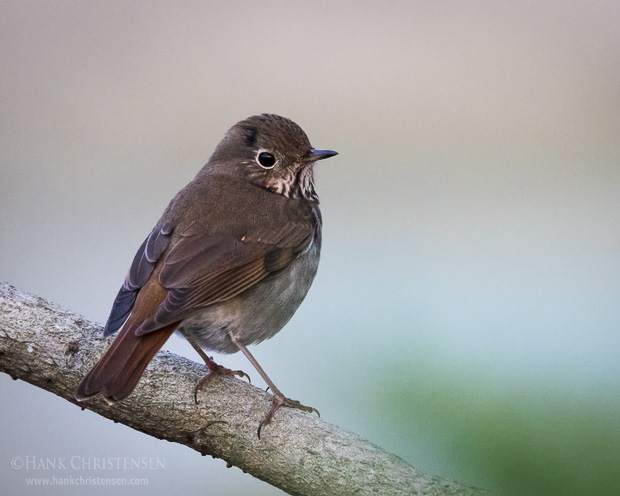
75,322,176,404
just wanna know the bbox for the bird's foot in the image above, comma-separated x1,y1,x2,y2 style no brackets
194,361,250,404
257,393,319,438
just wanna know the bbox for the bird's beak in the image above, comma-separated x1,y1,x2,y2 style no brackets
307,148,338,163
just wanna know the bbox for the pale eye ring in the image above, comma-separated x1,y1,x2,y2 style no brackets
256,149,276,169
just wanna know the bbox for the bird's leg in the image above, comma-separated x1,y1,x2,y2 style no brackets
187,338,250,404
228,332,319,437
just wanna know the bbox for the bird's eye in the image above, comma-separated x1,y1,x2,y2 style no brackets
256,151,276,169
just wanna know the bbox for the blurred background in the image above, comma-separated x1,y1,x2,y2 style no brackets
1,2,619,495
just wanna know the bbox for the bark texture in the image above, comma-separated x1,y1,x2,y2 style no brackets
0,282,488,496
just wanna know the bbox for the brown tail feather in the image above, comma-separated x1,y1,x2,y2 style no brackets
75,272,177,404
75,322,176,404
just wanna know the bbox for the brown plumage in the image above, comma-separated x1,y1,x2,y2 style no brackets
75,269,177,403
75,114,337,430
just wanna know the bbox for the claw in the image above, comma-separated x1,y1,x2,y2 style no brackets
193,364,251,404
194,374,213,404
257,394,284,439
256,393,318,439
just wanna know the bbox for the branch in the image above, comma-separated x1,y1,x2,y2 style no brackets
0,282,488,496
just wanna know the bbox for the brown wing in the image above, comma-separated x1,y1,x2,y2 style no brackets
134,217,317,336
103,219,174,336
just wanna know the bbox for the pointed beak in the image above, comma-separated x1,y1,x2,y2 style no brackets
307,148,338,163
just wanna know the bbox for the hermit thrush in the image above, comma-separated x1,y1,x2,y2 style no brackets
75,114,337,435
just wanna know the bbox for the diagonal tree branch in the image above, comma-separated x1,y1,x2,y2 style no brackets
0,282,488,496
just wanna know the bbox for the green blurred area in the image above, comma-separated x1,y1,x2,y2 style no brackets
381,361,620,496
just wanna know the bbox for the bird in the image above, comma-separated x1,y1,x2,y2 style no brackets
75,114,337,435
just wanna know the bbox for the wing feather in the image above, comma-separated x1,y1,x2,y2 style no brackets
103,221,173,336
134,219,316,336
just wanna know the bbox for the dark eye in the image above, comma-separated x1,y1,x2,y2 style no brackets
256,151,276,169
